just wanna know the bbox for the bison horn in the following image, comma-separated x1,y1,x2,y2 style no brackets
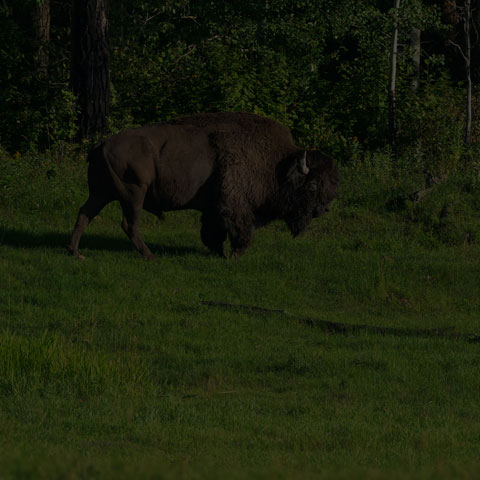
298,151,309,175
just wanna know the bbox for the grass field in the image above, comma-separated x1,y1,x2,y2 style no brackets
1,150,480,479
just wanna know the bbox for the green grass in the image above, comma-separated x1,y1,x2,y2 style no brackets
1,149,480,479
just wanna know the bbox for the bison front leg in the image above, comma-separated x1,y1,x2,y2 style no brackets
200,211,227,258
226,219,254,259
120,186,156,260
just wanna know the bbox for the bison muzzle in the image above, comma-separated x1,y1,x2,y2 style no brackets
68,112,339,260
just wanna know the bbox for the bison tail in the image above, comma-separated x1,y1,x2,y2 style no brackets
86,142,123,202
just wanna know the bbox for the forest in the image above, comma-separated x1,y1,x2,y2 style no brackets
1,0,478,155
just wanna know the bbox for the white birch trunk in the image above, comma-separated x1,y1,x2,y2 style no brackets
388,0,401,150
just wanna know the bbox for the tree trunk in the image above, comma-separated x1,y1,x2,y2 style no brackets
464,0,472,144
388,0,401,151
410,27,421,92
71,0,110,139
472,0,480,84
33,0,50,77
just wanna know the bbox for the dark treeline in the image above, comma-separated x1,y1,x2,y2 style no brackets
1,0,479,167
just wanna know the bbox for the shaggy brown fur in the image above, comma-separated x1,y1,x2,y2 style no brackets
68,112,339,259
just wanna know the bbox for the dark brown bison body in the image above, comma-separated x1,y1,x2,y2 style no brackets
68,112,338,259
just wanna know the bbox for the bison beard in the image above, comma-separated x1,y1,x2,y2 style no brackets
68,112,339,259
280,180,318,237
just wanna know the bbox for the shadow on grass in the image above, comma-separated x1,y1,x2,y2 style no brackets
0,226,208,258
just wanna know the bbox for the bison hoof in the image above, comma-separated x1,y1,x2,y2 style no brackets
67,246,86,260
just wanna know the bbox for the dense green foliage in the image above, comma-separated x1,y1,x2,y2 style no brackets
1,0,476,162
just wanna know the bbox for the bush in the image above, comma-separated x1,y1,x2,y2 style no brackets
397,75,465,176
0,144,87,221
0,83,77,153
339,147,480,246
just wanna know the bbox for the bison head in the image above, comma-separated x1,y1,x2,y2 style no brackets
280,150,339,237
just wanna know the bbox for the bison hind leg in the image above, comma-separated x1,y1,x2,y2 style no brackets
201,211,227,258
68,194,112,259
120,186,156,260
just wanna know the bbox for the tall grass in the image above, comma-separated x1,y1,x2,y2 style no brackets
0,330,149,397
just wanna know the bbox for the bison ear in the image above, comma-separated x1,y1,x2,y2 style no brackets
286,151,309,189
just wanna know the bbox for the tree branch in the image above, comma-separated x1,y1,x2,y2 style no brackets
143,9,162,25
448,39,468,61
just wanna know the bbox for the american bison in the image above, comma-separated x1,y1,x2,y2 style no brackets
68,112,339,259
